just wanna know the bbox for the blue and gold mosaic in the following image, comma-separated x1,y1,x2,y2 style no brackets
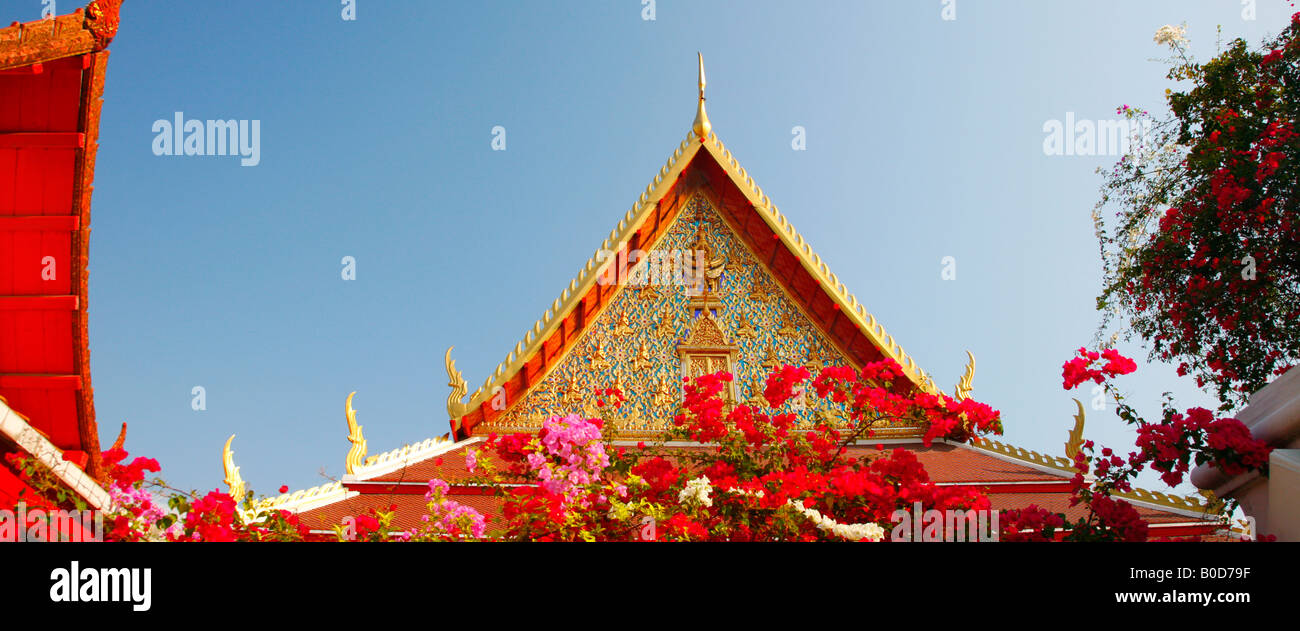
484,195,858,433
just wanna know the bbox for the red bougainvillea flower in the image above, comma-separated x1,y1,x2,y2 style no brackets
1062,348,1137,390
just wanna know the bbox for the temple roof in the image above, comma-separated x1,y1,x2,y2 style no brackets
237,56,1226,539
285,438,1224,538
0,0,121,484
445,56,959,440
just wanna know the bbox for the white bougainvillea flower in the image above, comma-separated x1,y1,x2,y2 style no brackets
1154,23,1189,48
678,475,714,508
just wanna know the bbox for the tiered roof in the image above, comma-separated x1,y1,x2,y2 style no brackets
233,55,1227,539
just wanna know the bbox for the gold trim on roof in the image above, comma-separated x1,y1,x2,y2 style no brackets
1114,488,1227,517
446,59,948,426
969,436,1075,473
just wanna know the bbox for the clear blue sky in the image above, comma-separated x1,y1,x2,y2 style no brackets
4,0,1294,497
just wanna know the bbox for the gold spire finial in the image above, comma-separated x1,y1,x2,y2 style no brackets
445,346,468,421
1065,399,1086,461
222,434,246,501
954,350,976,401
345,391,368,475
692,52,712,141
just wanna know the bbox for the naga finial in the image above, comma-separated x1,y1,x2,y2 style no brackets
692,52,712,141
446,346,469,421
222,434,246,501
1065,398,1086,461
345,391,367,475
953,350,976,401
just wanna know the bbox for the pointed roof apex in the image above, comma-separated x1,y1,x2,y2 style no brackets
692,52,712,141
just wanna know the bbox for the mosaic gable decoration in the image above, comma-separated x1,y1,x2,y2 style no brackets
481,195,860,434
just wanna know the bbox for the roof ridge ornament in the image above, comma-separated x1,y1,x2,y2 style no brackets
953,350,975,401
446,346,469,425
344,391,368,475
692,52,712,141
222,434,246,501
1064,398,1086,461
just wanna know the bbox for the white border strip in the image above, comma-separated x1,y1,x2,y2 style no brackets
258,481,359,515
0,398,110,511
348,436,483,481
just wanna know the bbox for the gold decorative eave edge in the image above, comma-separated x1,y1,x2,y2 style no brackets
451,127,946,424
1113,487,1227,520
967,436,1076,475
964,436,1223,519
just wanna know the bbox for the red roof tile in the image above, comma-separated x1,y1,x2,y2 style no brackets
364,441,1065,485
286,438,1221,536
295,492,504,535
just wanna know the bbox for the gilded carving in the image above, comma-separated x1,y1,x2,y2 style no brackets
651,375,675,408
563,371,585,406
657,307,678,338
778,309,798,337
613,310,634,337
685,313,727,346
749,273,774,303
633,341,653,373
806,345,827,372
734,309,756,339
588,339,610,371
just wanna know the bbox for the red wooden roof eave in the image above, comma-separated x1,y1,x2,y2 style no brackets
0,0,122,481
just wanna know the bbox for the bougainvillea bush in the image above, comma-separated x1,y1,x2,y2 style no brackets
1002,348,1273,542
1094,15,1300,409
462,359,1005,541
0,353,1272,542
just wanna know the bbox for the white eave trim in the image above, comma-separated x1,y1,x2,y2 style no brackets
0,398,111,511
347,436,483,482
